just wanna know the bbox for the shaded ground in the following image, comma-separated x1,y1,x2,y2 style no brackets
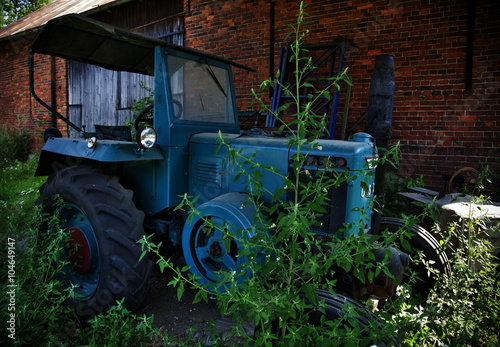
136,267,255,345
137,269,220,343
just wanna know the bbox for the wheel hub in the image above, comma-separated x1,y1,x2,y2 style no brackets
209,240,223,258
66,226,93,274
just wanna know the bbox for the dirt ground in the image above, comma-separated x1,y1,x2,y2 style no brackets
136,264,255,345
137,269,219,341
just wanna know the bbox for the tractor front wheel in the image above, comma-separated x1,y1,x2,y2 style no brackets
39,165,152,320
182,193,267,292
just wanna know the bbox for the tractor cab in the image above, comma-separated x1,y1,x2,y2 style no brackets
31,14,246,213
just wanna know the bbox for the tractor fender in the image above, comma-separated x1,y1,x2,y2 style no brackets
181,192,271,291
189,192,270,240
35,137,164,176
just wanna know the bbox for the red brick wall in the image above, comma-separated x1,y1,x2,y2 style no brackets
184,0,500,196
1,0,498,196
184,0,272,111
0,34,68,150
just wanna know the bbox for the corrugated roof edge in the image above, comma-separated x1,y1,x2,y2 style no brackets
0,0,133,42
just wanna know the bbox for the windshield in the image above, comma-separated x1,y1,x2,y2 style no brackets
168,55,235,124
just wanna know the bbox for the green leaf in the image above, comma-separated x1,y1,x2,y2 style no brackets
177,282,185,301
223,237,232,254
158,260,168,273
192,290,203,304
138,249,147,262
309,201,327,213
367,270,374,284
301,282,317,303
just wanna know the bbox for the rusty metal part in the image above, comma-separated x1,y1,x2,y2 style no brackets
447,167,480,194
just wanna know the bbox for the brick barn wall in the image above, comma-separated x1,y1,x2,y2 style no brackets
184,0,272,111
0,34,68,150
184,0,500,196
0,0,498,196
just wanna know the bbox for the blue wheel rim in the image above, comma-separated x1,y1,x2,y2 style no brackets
59,204,100,300
191,216,240,283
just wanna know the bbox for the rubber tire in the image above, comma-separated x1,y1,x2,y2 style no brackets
258,290,396,346
379,217,451,301
305,290,397,347
38,165,152,320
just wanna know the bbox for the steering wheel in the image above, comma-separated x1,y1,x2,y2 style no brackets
134,103,154,131
133,101,183,131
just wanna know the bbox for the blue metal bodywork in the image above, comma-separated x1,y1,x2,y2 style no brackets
188,132,377,236
35,137,163,177
34,14,377,236
39,137,164,163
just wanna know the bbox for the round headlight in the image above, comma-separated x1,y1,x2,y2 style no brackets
87,136,97,149
136,126,157,149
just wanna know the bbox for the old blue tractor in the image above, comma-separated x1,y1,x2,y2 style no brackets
30,15,448,321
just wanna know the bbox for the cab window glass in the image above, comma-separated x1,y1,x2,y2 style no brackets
168,56,235,124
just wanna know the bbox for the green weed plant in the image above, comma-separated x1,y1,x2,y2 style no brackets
1,2,498,345
394,190,500,346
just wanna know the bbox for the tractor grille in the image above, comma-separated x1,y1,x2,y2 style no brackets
288,169,348,235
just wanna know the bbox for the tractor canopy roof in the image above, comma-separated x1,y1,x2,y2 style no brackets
30,14,253,75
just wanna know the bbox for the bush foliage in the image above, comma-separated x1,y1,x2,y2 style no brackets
0,125,31,168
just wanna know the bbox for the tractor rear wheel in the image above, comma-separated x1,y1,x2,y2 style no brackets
258,290,396,346
39,165,152,320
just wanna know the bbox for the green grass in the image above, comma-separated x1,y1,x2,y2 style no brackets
0,155,46,235
0,156,166,346
1,154,499,346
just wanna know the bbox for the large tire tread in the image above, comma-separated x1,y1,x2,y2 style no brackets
380,217,451,275
300,290,397,346
379,217,451,301
39,165,152,320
